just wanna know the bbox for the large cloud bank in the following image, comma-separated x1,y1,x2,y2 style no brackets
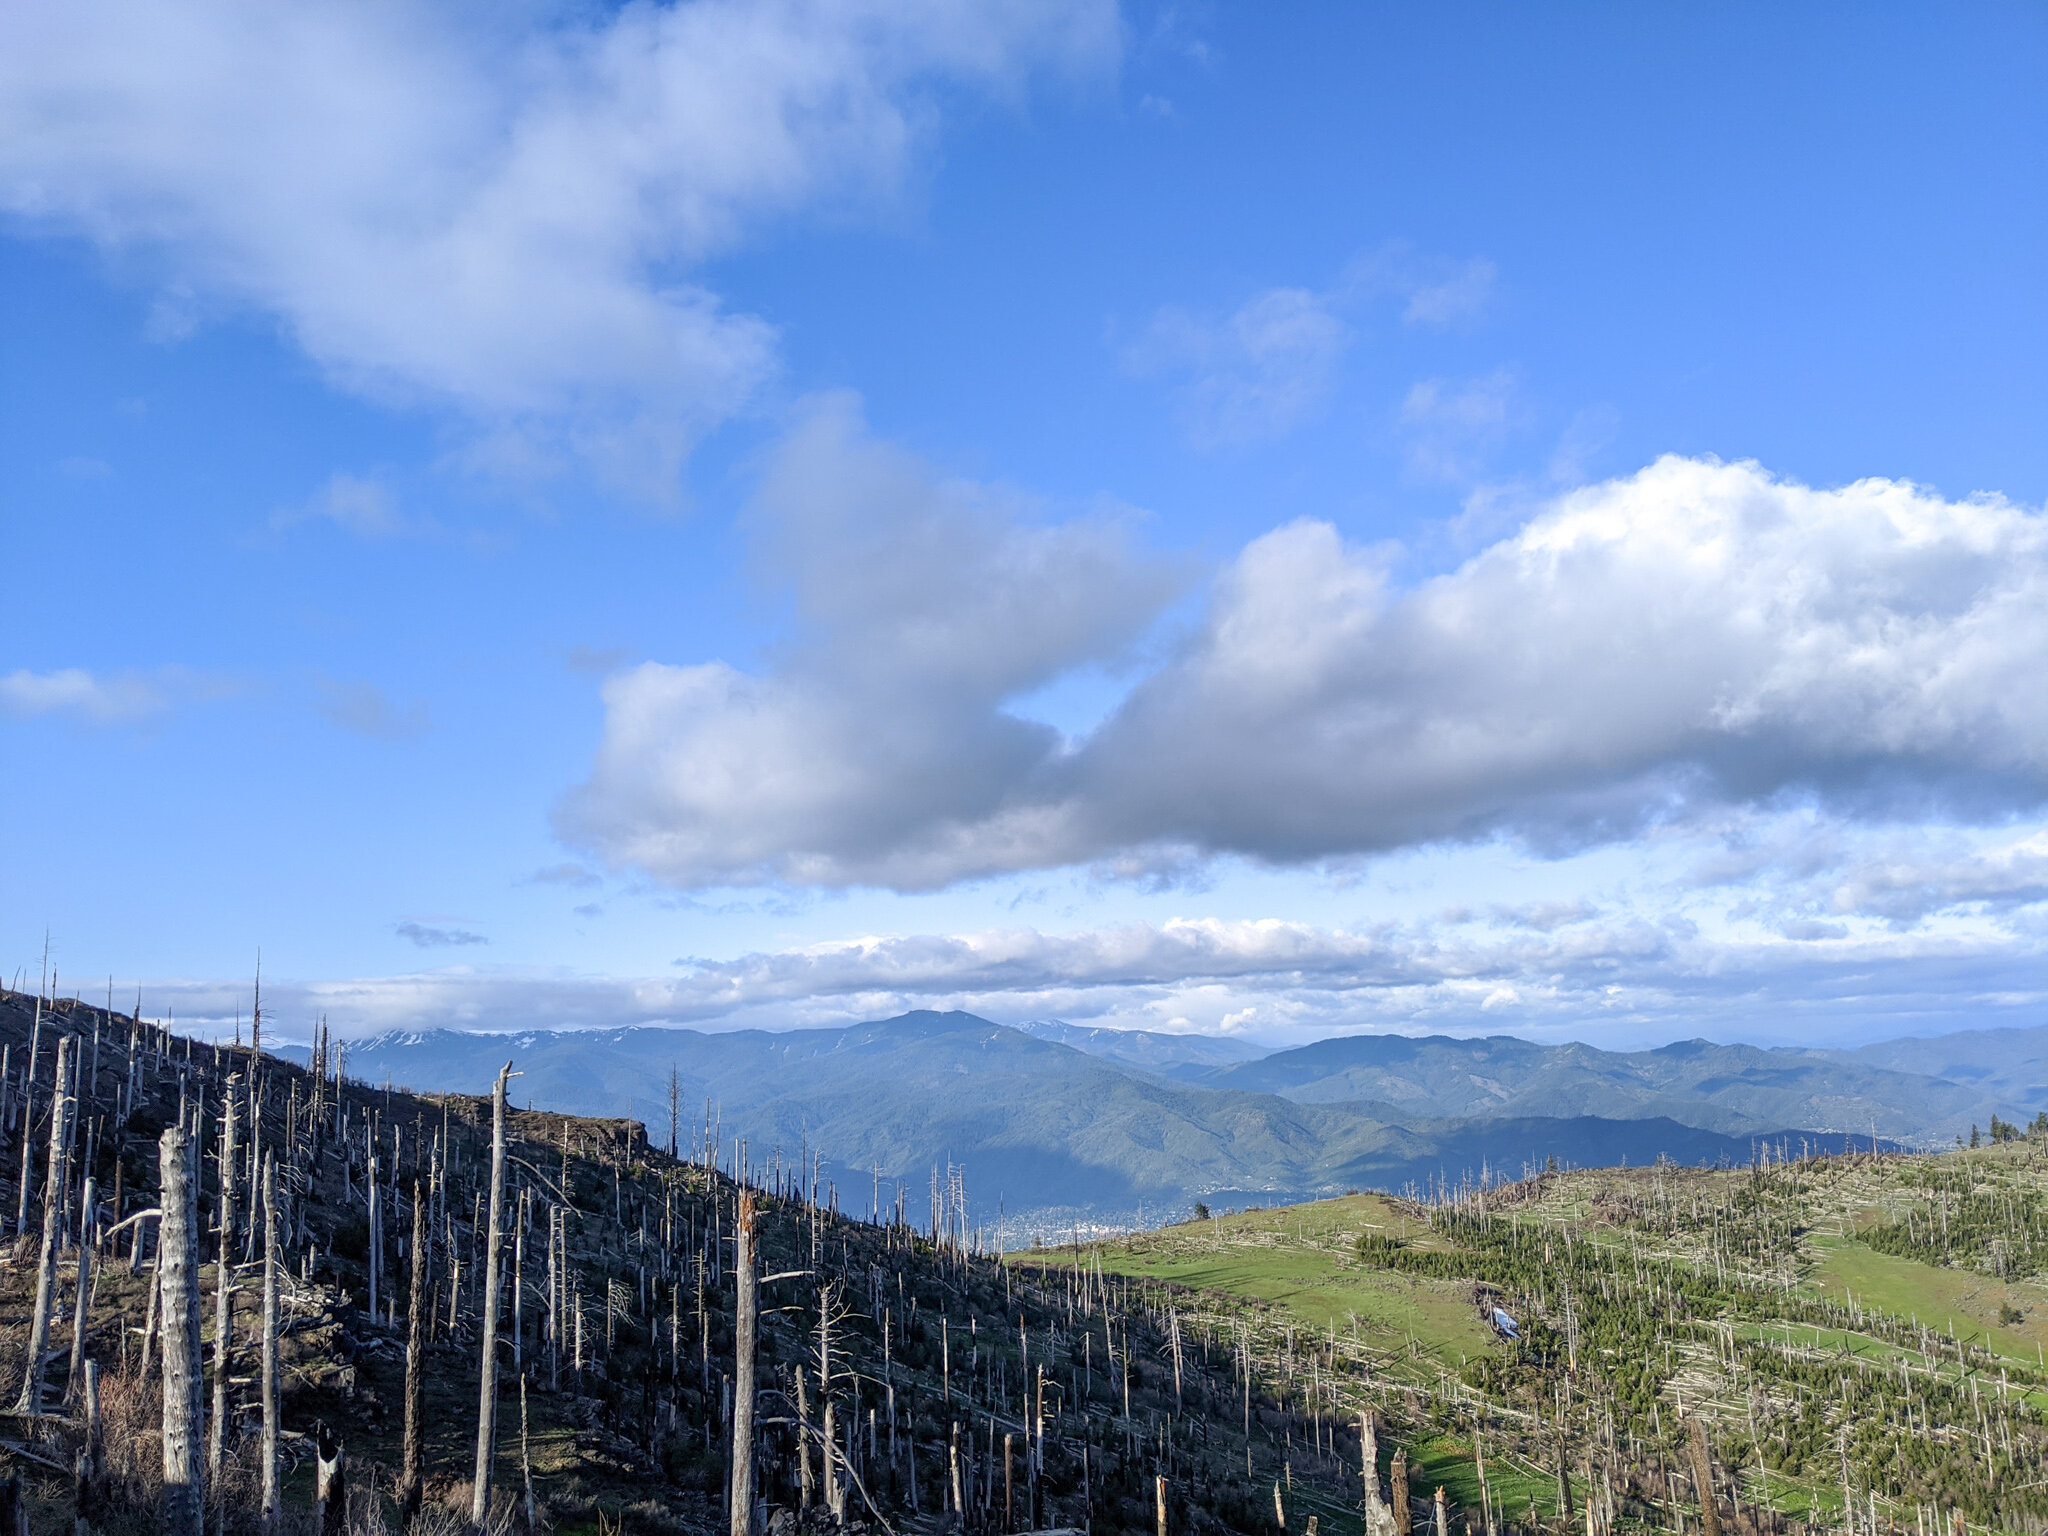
565,406,2048,889
0,0,1114,492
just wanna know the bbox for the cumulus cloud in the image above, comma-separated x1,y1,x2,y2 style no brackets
0,665,232,723
0,0,1115,496
557,392,1183,886
1081,459,2048,863
568,443,2048,891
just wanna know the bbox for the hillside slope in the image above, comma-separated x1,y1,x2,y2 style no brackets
1050,1135,2048,1531
0,987,1372,1536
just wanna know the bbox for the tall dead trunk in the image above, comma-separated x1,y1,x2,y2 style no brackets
261,1154,281,1531
209,1076,238,1478
14,1036,72,1414
401,1179,427,1525
64,1175,96,1409
794,1366,815,1511
1390,1448,1411,1536
817,1284,841,1523
75,1359,103,1535
315,1423,345,1536
1362,1412,1393,1536
1686,1416,1721,1536
729,1189,758,1536
470,1062,512,1527
160,1125,204,1536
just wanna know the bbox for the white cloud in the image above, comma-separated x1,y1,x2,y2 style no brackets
1696,819,2048,930
129,872,2048,1045
567,442,2048,891
0,0,1115,497
0,665,232,723
557,392,1183,886
1082,458,2048,864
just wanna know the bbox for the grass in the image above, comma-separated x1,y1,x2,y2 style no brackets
1805,1232,2048,1369
1064,1194,1497,1375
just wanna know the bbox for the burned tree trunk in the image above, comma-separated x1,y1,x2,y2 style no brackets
470,1062,512,1528
160,1125,204,1536
1686,1415,1722,1536
729,1189,759,1536
1362,1411,1394,1536
209,1076,238,1479
315,1423,345,1536
261,1154,281,1532
14,1036,72,1414
75,1359,103,1535
65,1175,96,1409
401,1179,427,1525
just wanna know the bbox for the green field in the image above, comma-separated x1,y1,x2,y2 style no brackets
1060,1194,1496,1370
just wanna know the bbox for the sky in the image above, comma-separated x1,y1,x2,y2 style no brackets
3,1,2047,1049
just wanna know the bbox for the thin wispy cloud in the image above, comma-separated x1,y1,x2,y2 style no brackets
0,666,235,724
1340,242,1498,327
1123,288,1351,446
394,922,488,949
1123,241,1498,447
273,473,409,538
315,679,430,742
1399,368,1523,482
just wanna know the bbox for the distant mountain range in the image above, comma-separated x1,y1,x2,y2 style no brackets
287,1009,2020,1237
1197,1032,1993,1141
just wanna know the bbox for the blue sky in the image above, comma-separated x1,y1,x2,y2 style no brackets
4,1,2046,1047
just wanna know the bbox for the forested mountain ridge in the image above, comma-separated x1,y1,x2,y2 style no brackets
1196,1031,1991,1140
297,1013,1885,1239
